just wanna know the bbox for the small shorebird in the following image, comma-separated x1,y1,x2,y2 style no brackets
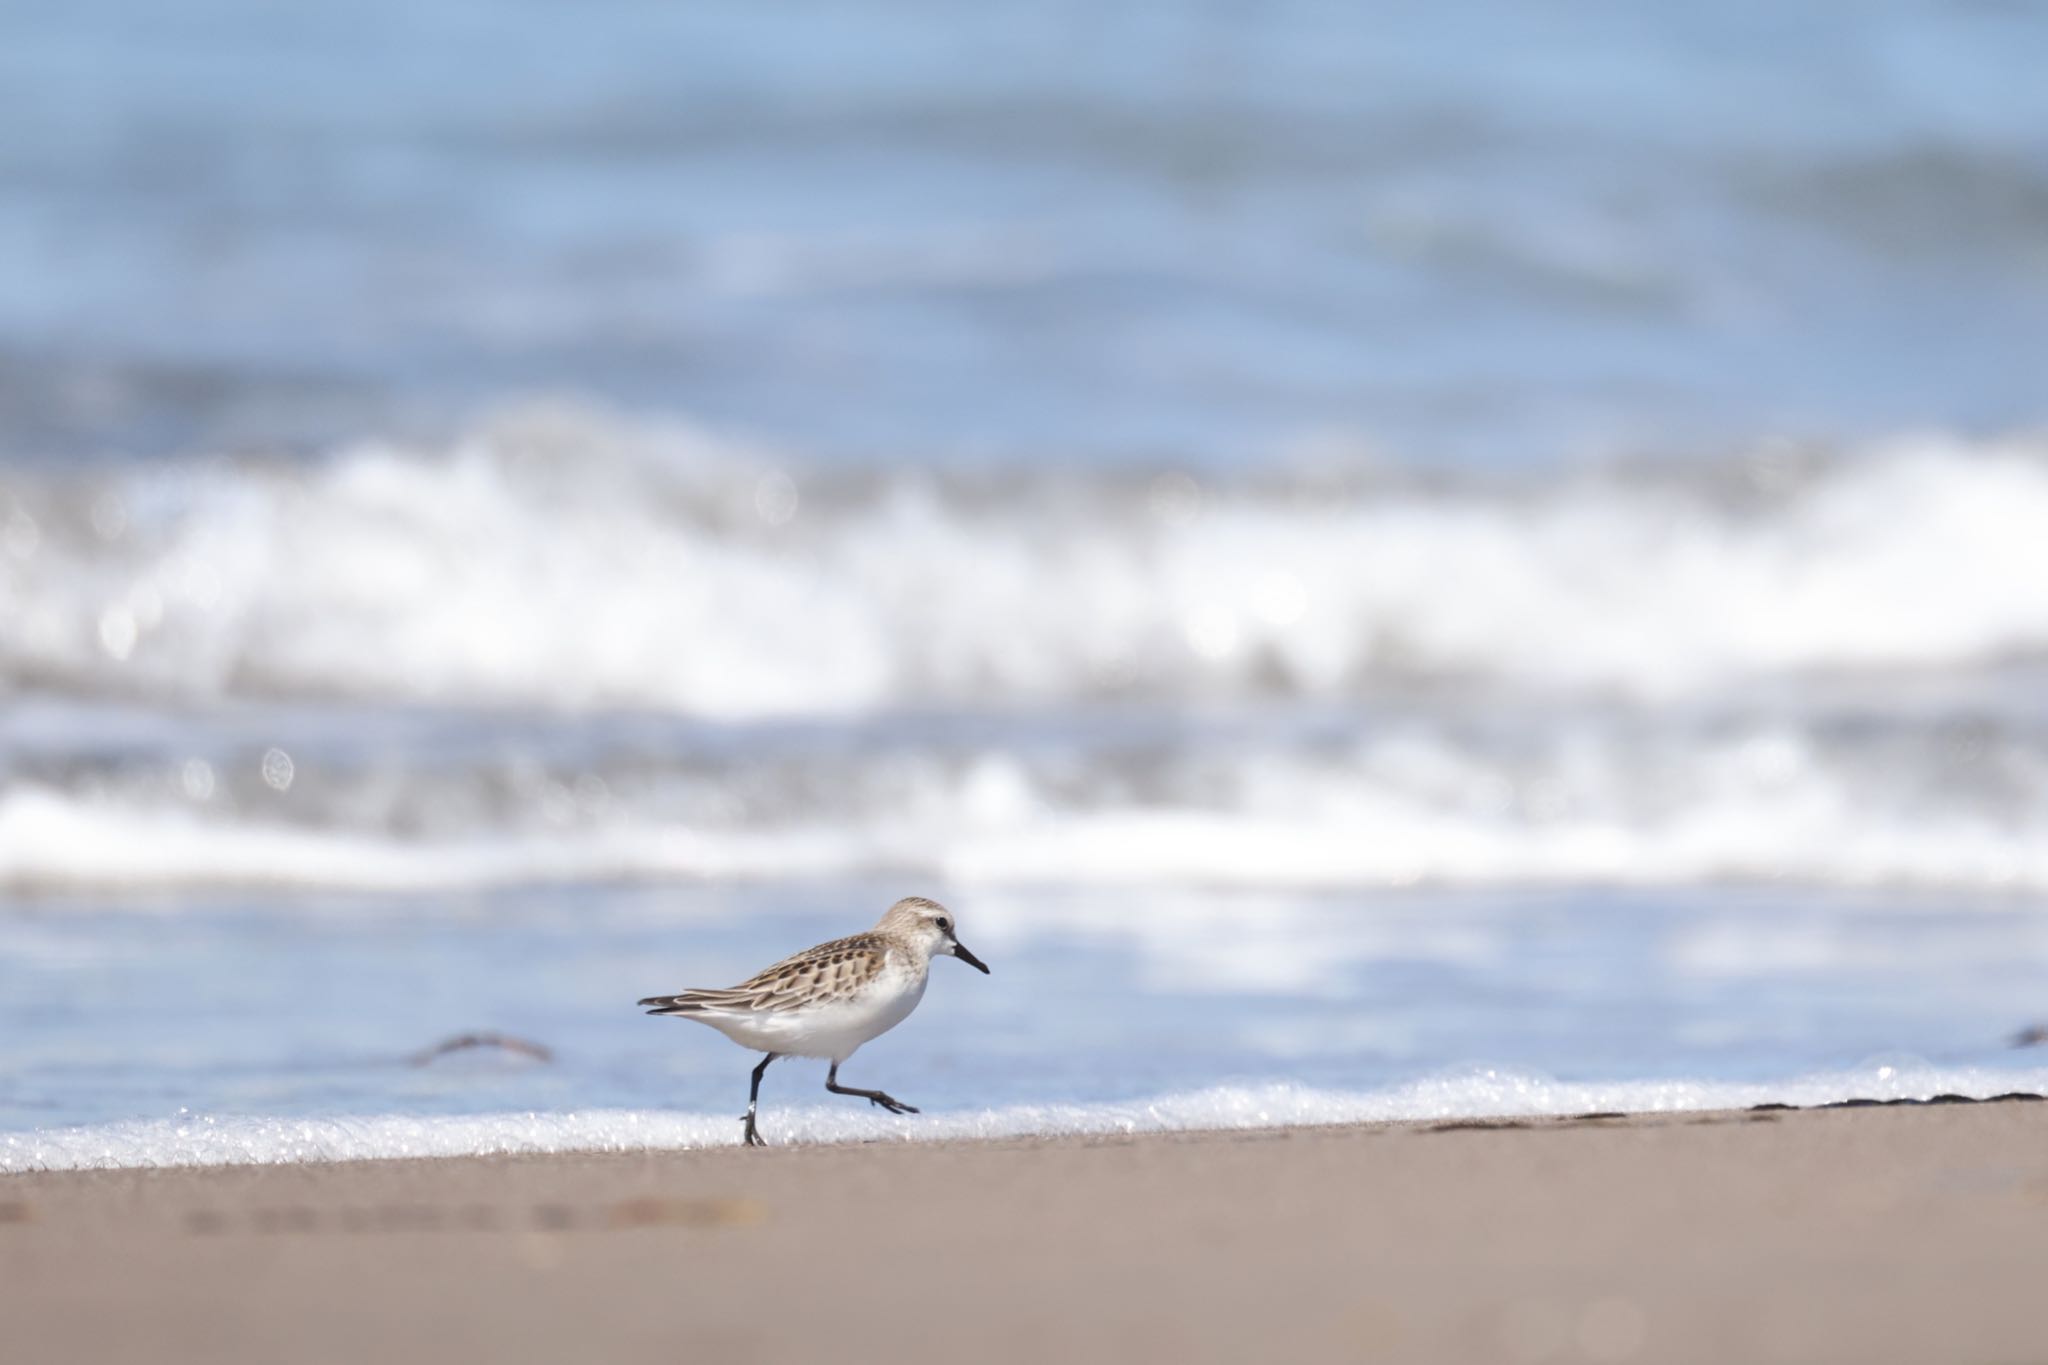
638,895,990,1147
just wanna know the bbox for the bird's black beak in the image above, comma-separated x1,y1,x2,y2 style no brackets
952,939,991,974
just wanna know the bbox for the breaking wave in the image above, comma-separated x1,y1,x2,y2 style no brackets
6,405,2048,714
5,694,2048,893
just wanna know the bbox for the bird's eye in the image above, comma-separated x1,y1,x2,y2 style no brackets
936,917,950,931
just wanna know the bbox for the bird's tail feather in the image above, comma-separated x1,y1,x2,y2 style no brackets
639,989,751,1016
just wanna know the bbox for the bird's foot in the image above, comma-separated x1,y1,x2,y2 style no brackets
868,1094,919,1116
741,1114,765,1147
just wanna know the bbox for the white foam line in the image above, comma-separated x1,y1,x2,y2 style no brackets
7,1063,2045,1173
12,788,2048,898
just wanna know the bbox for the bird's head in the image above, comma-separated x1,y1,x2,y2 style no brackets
878,896,990,973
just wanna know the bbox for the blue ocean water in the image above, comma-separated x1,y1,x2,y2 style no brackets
5,881,2048,1167
4,0,2048,1166
4,0,2046,464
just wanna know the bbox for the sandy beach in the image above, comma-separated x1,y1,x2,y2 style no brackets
4,1097,2043,1365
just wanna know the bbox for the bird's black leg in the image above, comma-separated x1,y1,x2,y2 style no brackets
826,1061,919,1115
743,1053,779,1147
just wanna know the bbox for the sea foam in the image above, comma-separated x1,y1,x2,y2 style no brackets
5,407,2048,714
7,410,2048,897
8,1062,2044,1173
9,704,2048,894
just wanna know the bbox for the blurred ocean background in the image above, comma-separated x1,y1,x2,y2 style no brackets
6,0,2048,1167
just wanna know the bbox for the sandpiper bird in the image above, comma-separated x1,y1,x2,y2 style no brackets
638,896,990,1147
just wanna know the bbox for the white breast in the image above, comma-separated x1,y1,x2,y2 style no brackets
696,953,929,1062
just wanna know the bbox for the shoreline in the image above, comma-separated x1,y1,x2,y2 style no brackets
3,1085,2043,1180
6,1101,2047,1364
8,1072,2039,1178
5,1078,2042,1178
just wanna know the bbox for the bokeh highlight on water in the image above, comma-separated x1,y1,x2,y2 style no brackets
4,0,2048,1165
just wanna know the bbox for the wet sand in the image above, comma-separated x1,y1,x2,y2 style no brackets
4,1100,2045,1364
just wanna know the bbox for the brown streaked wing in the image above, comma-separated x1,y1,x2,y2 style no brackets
735,933,891,1010
641,933,895,1015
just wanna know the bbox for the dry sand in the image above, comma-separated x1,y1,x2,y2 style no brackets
4,1099,2045,1364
